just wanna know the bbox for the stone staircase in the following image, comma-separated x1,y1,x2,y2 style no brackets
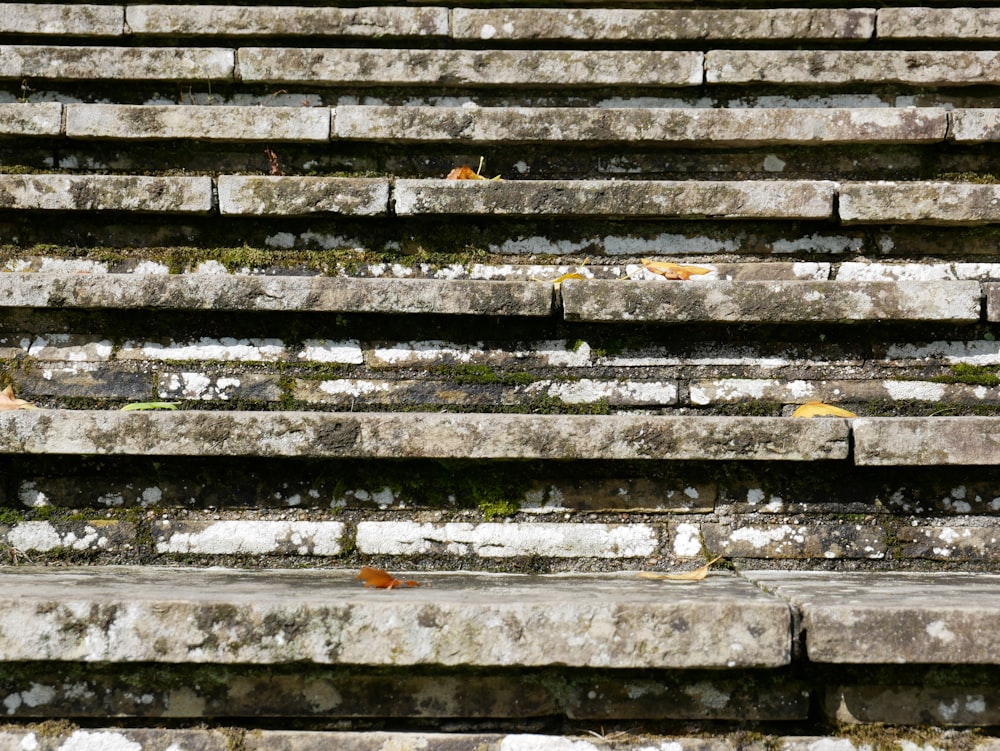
3,2,1000,749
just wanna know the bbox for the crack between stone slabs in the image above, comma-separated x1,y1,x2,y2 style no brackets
732,567,806,663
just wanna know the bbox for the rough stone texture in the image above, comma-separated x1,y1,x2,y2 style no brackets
744,571,1000,664
898,526,1000,561
237,48,703,87
840,181,1000,225
702,522,886,560
983,284,1000,322
2,521,135,553
0,412,850,460
951,109,1000,143
66,104,330,141
0,4,123,35
452,9,874,41
0,729,230,751
690,378,998,406
157,372,283,401
218,176,388,216
829,682,1000,726
0,45,234,81
355,521,658,558
117,337,290,362
854,417,1000,465
836,261,1000,281
336,106,945,146
155,520,345,555
394,180,834,219
0,274,553,316
0,567,792,667
0,175,213,213
127,5,448,37
706,50,1000,86
879,8,1000,40
562,280,981,324
0,102,62,136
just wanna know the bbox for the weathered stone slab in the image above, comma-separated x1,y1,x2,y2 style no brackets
702,522,886,560
0,274,553,316
118,337,290,362
0,412,850,460
217,176,387,216
0,567,791,667
830,681,1000,726
854,417,1000,465
0,102,62,136
336,105,945,145
951,109,1000,143
356,521,657,558
899,526,1000,561
0,4,123,35
0,729,230,751
706,51,1000,86
66,104,330,141
238,48,703,87
0,175,213,213
2,520,136,553
691,378,998,406
744,571,1000,664
155,520,345,555
394,180,834,219
983,284,1000,321
18,364,152,400
453,8,874,41
841,181,1000,225
127,5,448,37
879,8,1000,40
0,45,234,81
562,280,981,324
156,372,283,402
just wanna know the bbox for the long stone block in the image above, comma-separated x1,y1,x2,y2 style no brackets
0,567,792,667
0,175,213,213
217,176,388,216
0,274,552,316
452,8,874,40
66,104,331,141
879,8,1000,40
0,412,850,460
985,284,1000,321
690,378,995,406
127,5,448,37
744,571,1000,664
0,4,123,35
335,105,945,145
0,45,234,81
394,180,834,219
706,50,1000,86
562,280,981,324
155,520,346,555
853,417,1000,465
840,181,1000,225
951,109,1000,142
238,48,703,87
830,680,1000,726
0,102,62,136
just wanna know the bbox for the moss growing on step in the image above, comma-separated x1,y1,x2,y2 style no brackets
930,364,1000,387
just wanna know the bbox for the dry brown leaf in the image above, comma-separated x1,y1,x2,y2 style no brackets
446,165,486,180
531,259,590,290
641,259,712,281
356,566,421,589
637,555,723,583
0,385,37,411
792,401,857,418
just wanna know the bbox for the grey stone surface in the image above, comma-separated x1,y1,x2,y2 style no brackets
706,50,1000,86
0,274,553,316
155,520,345,555
879,8,1000,40
157,372,283,402
2,520,135,553
898,526,1000,561
853,417,1000,465
829,683,1000,726
0,729,230,751
744,571,1000,664
951,109,1000,143
690,378,997,406
394,180,834,219
0,567,791,667
0,45,234,81
336,105,945,145
0,3,123,35
453,8,873,41
0,175,213,213
217,176,388,216
66,104,330,141
127,5,448,37
0,102,62,136
983,283,1000,321
840,181,1000,225
562,280,981,324
238,48,703,87
702,522,886,560
0,412,850,460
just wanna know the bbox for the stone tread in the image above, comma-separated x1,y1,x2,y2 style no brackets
853,416,1000,465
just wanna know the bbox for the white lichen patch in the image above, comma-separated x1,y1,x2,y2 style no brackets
6,522,62,551
525,379,676,405
882,380,947,401
672,523,703,557
297,339,364,364
156,521,345,555
926,620,956,643
318,379,392,396
59,730,142,751
122,336,285,362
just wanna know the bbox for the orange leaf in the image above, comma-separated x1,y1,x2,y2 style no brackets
640,259,711,281
446,165,486,181
637,555,723,583
356,566,421,589
792,401,857,418
0,385,37,411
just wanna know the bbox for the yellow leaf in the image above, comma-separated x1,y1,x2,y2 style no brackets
446,165,486,180
0,385,37,410
792,401,857,418
640,259,712,280
637,555,723,583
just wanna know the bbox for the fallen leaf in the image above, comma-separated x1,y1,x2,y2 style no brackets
531,259,590,290
121,402,178,411
640,259,712,281
0,385,37,410
446,156,500,181
357,566,421,589
264,147,283,176
792,401,857,418
637,555,723,583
